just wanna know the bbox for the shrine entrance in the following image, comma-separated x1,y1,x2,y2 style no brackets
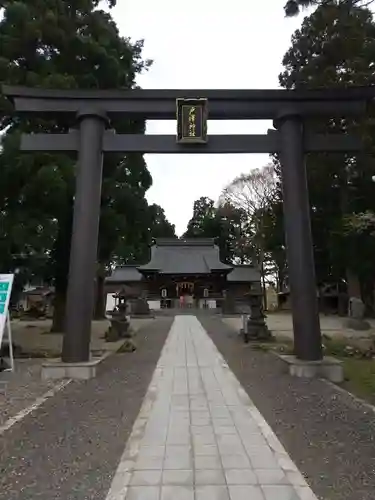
160,281,195,309
159,274,220,310
176,282,194,309
3,85,370,364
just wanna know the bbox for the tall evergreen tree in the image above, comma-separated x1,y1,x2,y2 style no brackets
0,0,153,328
183,197,252,264
271,1,375,308
283,0,373,17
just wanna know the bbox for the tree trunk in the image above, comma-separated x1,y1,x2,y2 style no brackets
50,206,73,333
94,273,106,319
277,266,283,293
347,269,361,299
261,260,268,311
360,277,375,317
337,293,347,317
258,245,268,311
51,290,66,333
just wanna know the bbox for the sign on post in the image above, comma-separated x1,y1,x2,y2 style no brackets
176,98,208,144
0,274,15,372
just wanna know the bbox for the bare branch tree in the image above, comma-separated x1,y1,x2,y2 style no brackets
219,164,277,223
219,165,278,309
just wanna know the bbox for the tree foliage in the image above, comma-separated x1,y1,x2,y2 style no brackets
219,165,277,260
219,165,283,301
113,202,177,266
341,211,375,304
183,196,253,265
0,0,173,325
272,1,375,308
283,0,373,17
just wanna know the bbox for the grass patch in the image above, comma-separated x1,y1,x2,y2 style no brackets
323,335,375,359
250,335,375,406
323,335,375,404
250,338,294,354
341,358,375,406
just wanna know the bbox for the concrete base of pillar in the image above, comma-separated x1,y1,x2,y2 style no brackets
41,352,111,380
277,354,344,383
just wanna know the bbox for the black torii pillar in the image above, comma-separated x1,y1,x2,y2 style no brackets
275,110,322,361
62,109,108,363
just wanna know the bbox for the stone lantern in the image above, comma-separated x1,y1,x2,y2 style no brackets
241,291,272,342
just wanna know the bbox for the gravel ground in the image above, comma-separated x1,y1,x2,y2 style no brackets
199,315,375,500
0,317,173,500
0,360,59,427
0,319,154,429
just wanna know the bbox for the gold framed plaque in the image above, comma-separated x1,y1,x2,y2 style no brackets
176,98,208,144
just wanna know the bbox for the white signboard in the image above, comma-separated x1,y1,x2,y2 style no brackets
0,274,14,351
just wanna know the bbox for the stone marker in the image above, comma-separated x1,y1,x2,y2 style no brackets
344,297,371,331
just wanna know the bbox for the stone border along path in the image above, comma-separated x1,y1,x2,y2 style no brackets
106,315,317,500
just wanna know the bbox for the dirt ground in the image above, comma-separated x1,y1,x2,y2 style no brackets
223,312,375,341
9,317,154,356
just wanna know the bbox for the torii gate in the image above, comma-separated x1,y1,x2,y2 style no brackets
2,85,370,367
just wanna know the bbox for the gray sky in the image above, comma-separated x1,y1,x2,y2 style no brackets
112,0,305,235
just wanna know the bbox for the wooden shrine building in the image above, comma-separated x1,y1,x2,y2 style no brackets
105,238,261,312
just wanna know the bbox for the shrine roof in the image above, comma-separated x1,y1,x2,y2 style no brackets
137,238,232,274
227,265,260,282
105,240,261,283
106,265,142,283
106,264,260,284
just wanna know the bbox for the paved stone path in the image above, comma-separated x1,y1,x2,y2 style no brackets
106,316,317,500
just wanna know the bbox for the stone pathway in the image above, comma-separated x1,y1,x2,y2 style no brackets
106,315,317,500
